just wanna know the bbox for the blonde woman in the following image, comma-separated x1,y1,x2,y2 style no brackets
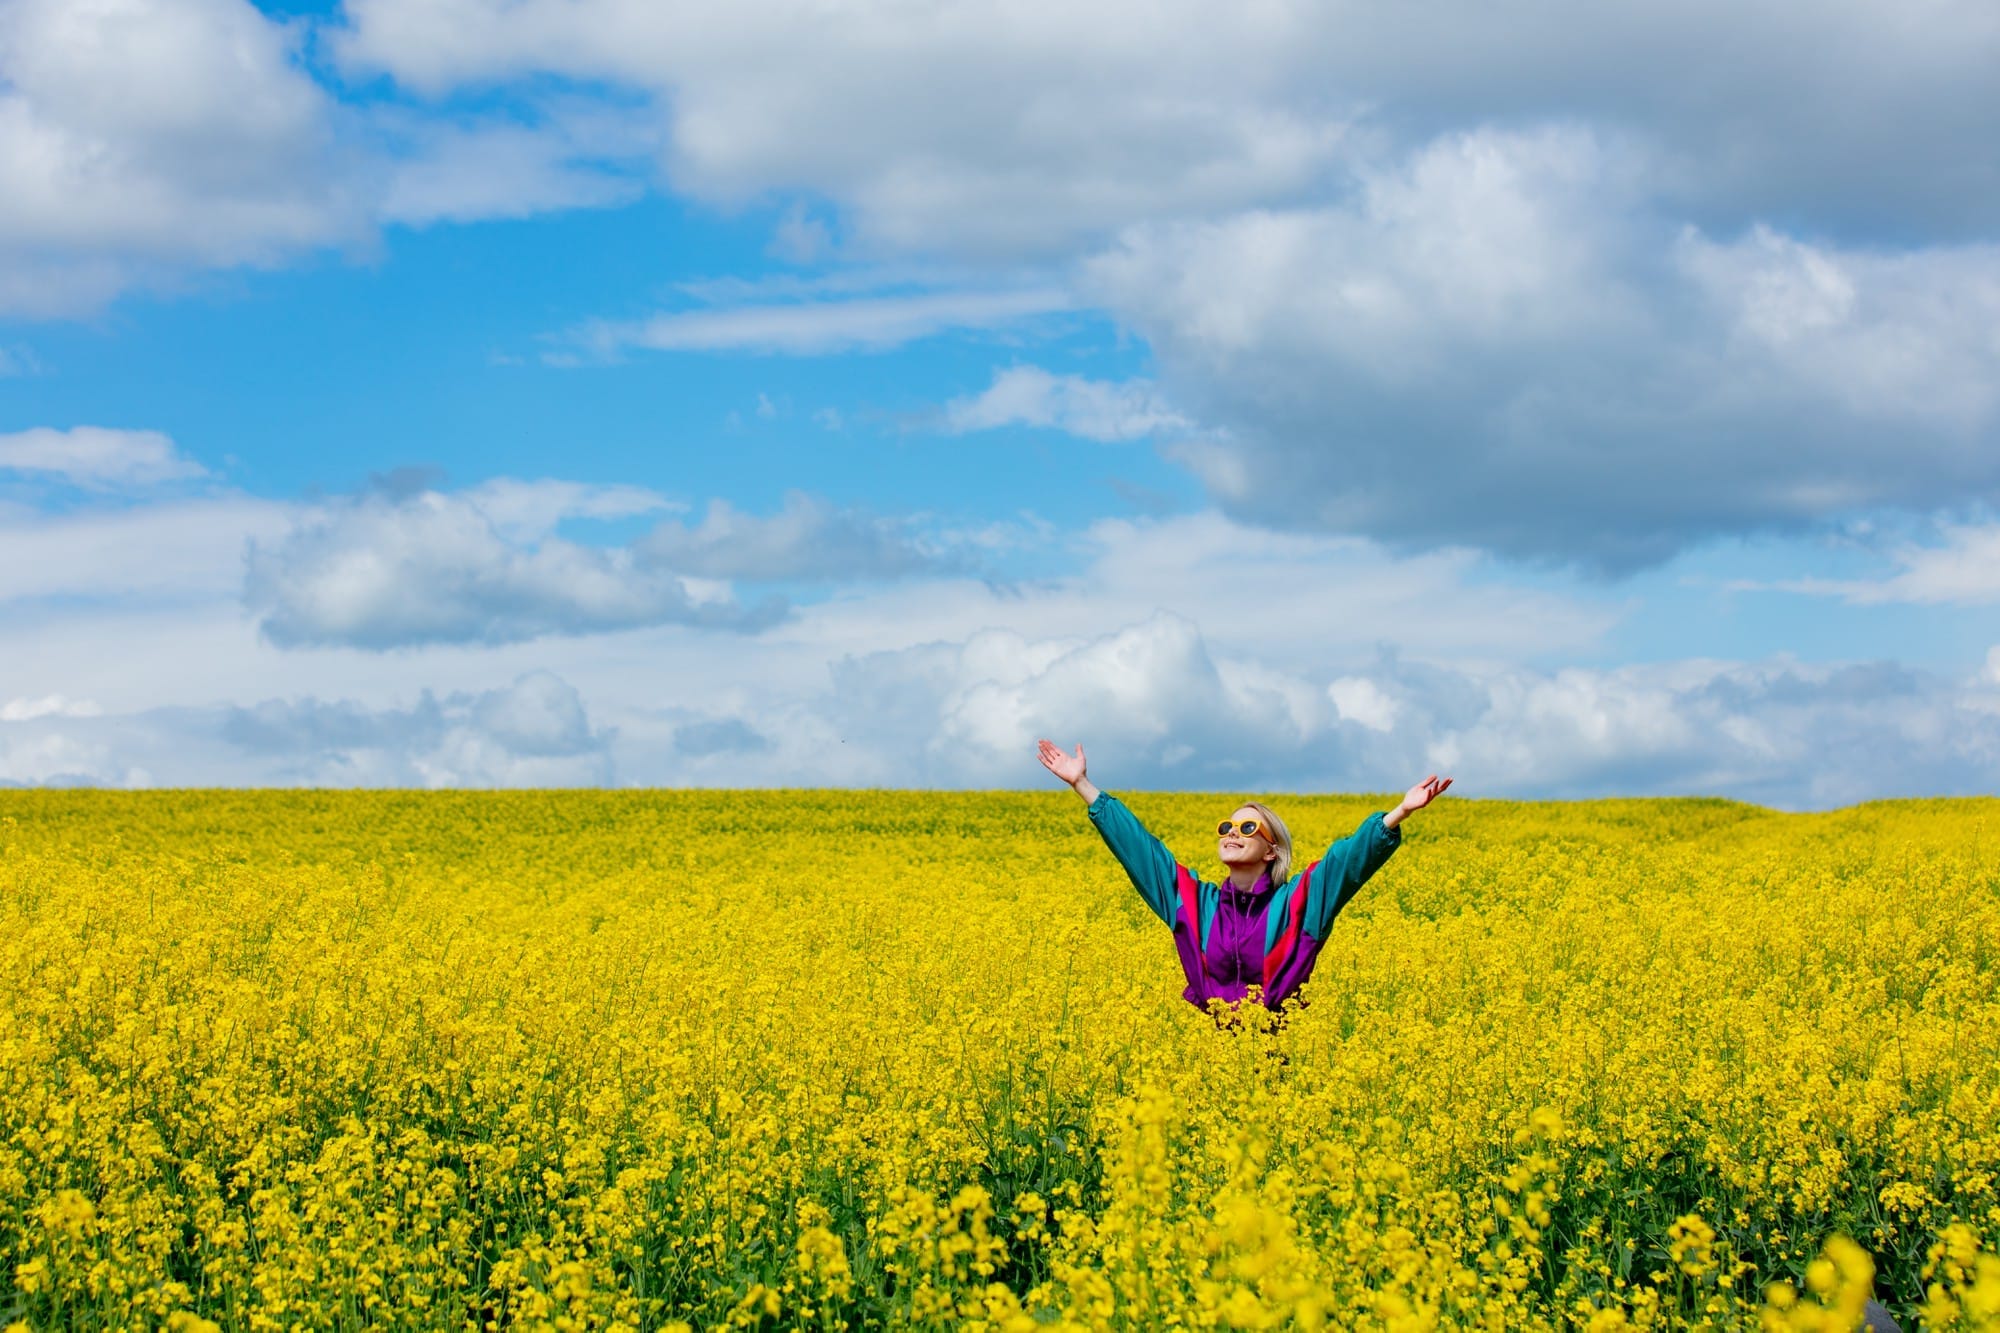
1038,739,1451,1011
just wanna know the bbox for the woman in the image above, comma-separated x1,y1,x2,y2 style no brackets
1038,739,1451,1012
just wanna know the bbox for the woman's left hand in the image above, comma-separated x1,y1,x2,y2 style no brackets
1386,774,1452,828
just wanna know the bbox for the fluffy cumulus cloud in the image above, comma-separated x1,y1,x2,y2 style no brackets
243,485,766,649
0,0,360,313
243,480,954,649
1088,127,2000,567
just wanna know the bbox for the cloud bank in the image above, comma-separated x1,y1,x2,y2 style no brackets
7,617,1998,809
13,1,2000,569
0,671,613,787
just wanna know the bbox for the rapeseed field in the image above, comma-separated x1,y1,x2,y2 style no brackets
1,789,1997,1331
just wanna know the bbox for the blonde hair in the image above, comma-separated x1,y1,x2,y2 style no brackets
1236,801,1293,886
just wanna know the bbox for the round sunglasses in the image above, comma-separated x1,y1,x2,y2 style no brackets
1217,818,1273,840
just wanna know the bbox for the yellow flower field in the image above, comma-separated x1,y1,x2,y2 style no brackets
2,789,1998,1330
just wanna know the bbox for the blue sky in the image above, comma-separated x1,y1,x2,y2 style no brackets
3,0,1999,805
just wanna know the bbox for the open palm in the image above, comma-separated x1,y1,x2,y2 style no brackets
1402,774,1452,812
1038,739,1087,786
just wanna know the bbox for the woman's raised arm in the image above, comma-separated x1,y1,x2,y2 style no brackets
1299,774,1453,941
1037,739,1181,927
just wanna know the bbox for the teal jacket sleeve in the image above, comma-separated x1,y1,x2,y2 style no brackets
1086,791,1181,927
1299,811,1401,941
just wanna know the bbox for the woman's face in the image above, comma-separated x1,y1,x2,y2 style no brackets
1218,805,1278,873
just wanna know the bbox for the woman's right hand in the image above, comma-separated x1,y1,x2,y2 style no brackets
1037,739,1088,788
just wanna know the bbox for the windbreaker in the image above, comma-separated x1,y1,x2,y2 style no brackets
1086,791,1401,1010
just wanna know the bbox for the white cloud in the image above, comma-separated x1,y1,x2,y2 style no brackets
1678,227,2000,434
572,286,1070,357
0,500,1618,738
244,485,786,649
944,366,1188,442
0,0,660,314
750,615,2000,806
1759,522,2000,606
1327,677,1397,733
0,0,360,314
453,476,675,543
0,725,138,788
928,617,1243,783
1088,126,2000,567
766,510,1617,690
0,426,207,488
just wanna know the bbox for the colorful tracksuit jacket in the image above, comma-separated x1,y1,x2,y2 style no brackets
1087,792,1402,1011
